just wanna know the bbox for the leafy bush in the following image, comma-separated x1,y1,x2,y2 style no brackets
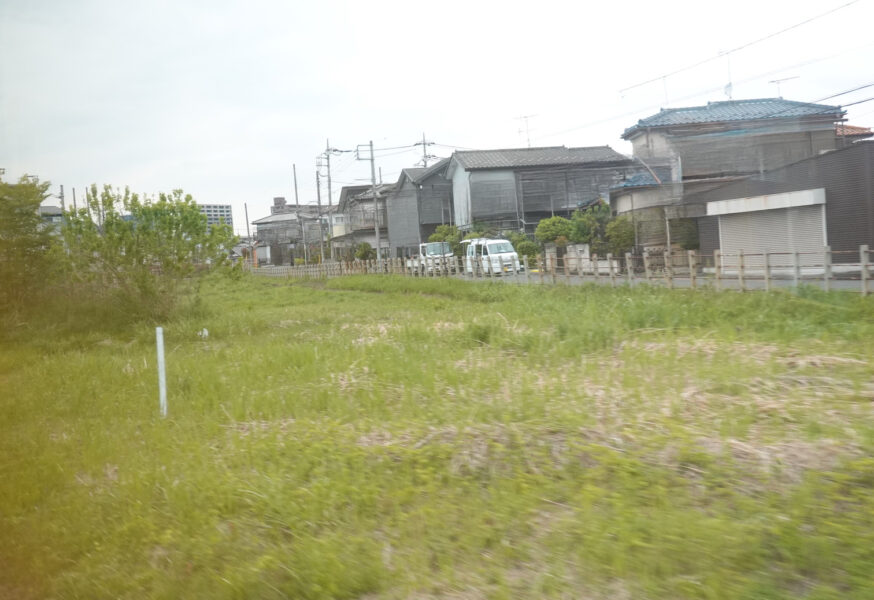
606,215,635,255
535,216,573,244
569,202,612,254
428,224,464,256
507,232,539,260
354,242,376,260
0,176,59,311
62,185,235,319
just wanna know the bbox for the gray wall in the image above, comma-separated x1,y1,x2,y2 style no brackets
387,179,421,255
632,126,837,178
470,170,517,221
418,179,453,226
692,142,874,262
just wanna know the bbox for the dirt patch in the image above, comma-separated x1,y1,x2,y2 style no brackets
227,418,297,436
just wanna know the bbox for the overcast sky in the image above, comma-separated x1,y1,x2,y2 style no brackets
2,0,873,235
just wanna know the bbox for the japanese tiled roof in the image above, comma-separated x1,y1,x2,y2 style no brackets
452,146,629,170
400,158,450,184
623,98,844,139
836,124,873,138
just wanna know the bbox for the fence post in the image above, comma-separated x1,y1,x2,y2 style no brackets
823,246,831,292
714,249,722,291
687,250,696,289
663,250,673,289
523,256,530,284
793,251,801,289
861,245,870,296
591,254,598,285
606,253,615,287
625,252,634,286
563,252,570,283
738,249,746,293
643,251,651,282
763,251,771,292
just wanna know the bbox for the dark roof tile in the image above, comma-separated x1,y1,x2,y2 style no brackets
453,146,628,170
623,98,844,139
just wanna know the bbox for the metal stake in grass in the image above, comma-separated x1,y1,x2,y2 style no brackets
156,327,167,418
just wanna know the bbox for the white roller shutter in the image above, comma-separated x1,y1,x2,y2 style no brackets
719,205,825,267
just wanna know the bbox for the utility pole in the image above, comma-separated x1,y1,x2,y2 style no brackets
421,132,429,167
325,139,335,257
293,163,307,264
59,184,65,214
72,187,77,212
356,141,382,261
414,132,435,167
245,202,255,268
368,141,381,261
316,170,324,262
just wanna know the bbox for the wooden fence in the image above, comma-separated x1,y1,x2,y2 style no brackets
249,245,874,295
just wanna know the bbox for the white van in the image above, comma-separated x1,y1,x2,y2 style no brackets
463,238,521,275
405,241,454,275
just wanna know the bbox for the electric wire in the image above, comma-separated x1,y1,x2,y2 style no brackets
619,0,865,94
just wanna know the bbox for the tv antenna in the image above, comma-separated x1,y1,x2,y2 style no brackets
769,76,799,98
516,115,536,148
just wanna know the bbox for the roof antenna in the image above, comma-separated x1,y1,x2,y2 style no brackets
719,50,733,100
516,115,536,148
769,76,799,99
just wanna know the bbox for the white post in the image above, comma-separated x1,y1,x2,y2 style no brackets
738,249,745,293
626,252,634,286
823,246,832,292
861,245,870,296
156,327,167,418
714,249,722,291
688,250,697,289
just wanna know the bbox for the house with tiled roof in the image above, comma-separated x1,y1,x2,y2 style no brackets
622,98,845,178
836,124,874,145
386,159,453,257
611,98,847,250
330,183,395,259
444,145,636,232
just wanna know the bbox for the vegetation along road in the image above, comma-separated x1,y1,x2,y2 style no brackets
3,275,874,599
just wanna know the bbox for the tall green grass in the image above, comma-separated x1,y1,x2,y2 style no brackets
2,275,873,598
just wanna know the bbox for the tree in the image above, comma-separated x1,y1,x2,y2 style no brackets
354,242,376,260
570,202,612,254
507,232,538,261
671,218,700,250
534,216,573,244
606,215,635,255
0,176,57,310
63,185,235,318
428,225,463,256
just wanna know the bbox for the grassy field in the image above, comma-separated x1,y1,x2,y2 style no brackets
2,275,874,599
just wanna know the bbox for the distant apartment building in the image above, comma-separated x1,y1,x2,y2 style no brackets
198,204,234,229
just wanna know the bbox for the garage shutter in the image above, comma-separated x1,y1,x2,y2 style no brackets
719,205,825,267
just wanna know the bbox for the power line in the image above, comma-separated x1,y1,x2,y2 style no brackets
815,83,874,103
540,71,874,142
619,0,864,95
841,96,874,108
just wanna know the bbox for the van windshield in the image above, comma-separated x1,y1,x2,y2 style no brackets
487,241,514,254
424,242,451,256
